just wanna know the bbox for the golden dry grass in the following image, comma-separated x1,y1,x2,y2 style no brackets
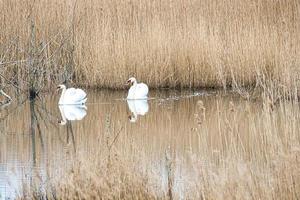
0,0,299,91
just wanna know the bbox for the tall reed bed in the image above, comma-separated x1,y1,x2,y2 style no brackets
0,0,299,91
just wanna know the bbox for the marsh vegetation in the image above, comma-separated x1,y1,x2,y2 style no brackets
0,0,299,91
0,0,299,199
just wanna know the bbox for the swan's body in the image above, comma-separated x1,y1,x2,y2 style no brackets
127,99,149,122
57,84,87,105
126,77,148,100
58,105,87,125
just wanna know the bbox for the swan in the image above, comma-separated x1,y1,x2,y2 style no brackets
58,105,87,125
127,99,149,123
57,84,87,105
126,77,149,100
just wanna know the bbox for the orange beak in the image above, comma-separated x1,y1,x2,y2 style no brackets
126,80,132,85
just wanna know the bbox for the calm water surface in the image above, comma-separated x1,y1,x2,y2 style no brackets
0,89,263,199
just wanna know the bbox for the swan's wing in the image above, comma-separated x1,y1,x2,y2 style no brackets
65,88,87,103
60,105,87,120
136,83,149,98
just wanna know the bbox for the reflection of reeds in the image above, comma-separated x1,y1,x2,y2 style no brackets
165,147,174,200
21,157,161,199
19,99,300,199
188,98,300,199
13,93,299,199
0,0,299,92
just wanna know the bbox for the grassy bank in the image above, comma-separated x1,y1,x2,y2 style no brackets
0,0,299,91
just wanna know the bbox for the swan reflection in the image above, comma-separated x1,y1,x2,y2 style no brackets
58,105,87,125
127,99,149,123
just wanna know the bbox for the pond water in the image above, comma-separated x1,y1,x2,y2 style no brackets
0,89,298,199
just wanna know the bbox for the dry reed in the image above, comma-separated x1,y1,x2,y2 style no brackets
0,0,299,92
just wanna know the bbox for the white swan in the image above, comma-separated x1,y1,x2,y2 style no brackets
127,99,149,123
57,84,87,105
58,105,87,125
126,77,149,100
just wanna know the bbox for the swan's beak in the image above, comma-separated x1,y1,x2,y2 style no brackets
126,80,132,86
56,86,61,92
58,119,66,125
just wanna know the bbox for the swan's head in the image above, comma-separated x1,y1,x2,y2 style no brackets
126,77,137,86
58,119,67,126
57,84,66,91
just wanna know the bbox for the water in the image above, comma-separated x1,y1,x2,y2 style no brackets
0,89,297,199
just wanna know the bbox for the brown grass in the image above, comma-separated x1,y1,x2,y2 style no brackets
0,0,300,91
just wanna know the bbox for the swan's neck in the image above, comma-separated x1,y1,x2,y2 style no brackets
131,103,138,120
59,106,67,125
132,80,137,86
127,81,138,99
59,88,67,104
131,81,138,91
